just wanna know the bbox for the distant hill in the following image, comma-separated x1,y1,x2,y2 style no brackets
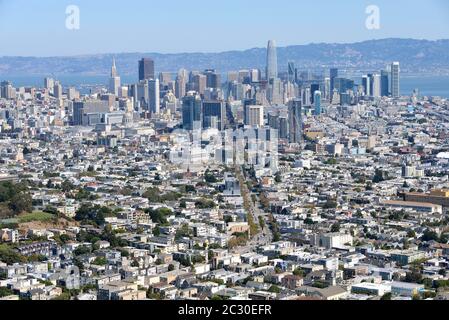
1,38,449,76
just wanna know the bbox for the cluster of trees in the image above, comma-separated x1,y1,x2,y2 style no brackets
0,287,14,298
145,207,173,225
195,198,216,209
0,244,47,265
228,233,249,249
421,229,448,243
388,210,410,221
0,181,32,217
268,214,281,242
143,187,182,203
372,169,392,184
204,170,219,184
247,213,259,237
75,204,116,226
259,193,270,212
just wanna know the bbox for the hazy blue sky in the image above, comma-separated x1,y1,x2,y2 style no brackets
0,0,449,56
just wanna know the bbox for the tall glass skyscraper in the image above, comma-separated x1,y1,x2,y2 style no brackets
314,91,322,115
182,94,202,131
266,40,278,81
391,62,400,98
288,99,302,144
380,70,390,97
139,58,155,81
330,68,338,93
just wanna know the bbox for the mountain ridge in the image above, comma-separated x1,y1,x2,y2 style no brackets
1,38,449,76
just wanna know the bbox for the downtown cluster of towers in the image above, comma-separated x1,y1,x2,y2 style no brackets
97,40,401,145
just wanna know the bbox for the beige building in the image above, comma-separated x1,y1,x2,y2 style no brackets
405,189,449,207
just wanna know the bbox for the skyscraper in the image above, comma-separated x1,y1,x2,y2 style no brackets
250,69,260,83
381,70,390,97
362,75,371,96
266,40,278,81
139,58,155,81
193,74,207,95
182,93,202,131
391,62,400,98
109,58,121,96
244,104,264,127
330,68,338,94
311,84,320,103
136,80,149,108
202,100,226,130
371,73,381,98
204,69,221,89
268,78,283,105
44,78,55,95
148,79,160,114
314,91,322,115
159,72,172,86
287,61,295,82
288,99,302,144
0,81,15,100
54,81,62,99
175,74,187,99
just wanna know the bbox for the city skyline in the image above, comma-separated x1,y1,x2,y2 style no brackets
0,0,449,56
2,0,449,307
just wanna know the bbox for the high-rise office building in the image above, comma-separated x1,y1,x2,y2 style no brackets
44,78,55,94
193,74,207,95
54,81,63,99
182,93,202,131
381,70,390,97
362,75,371,96
175,74,187,99
330,68,338,94
391,62,400,98
159,72,172,86
324,77,331,101
314,91,322,115
139,58,155,81
311,84,320,103
238,70,251,84
72,100,110,126
244,104,264,127
287,61,295,82
250,69,261,83
202,100,226,130
203,69,221,89
334,78,354,94
288,99,302,144
67,87,79,100
109,58,121,96
136,80,149,109
266,40,278,81
0,81,15,100
268,78,283,105
227,71,239,83
371,73,381,98
148,79,160,114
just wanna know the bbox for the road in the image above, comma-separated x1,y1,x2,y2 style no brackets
234,166,273,251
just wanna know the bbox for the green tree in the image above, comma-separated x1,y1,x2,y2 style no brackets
0,287,15,298
331,223,341,233
92,257,107,266
9,192,32,214
0,245,27,264
380,292,392,300
268,285,281,294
